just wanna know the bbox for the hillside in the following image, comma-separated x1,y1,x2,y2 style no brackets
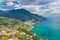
0,16,32,31
0,27,45,40
0,17,45,40
0,9,46,22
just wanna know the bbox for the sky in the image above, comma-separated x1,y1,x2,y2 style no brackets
0,0,56,5
0,0,60,17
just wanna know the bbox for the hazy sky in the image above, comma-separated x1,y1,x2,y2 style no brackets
0,0,56,5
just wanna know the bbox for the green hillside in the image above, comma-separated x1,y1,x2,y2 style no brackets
0,16,32,31
0,16,45,40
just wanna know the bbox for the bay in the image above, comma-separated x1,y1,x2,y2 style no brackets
30,14,60,40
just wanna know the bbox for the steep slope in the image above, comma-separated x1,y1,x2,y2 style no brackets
0,16,45,40
0,16,32,30
0,9,46,22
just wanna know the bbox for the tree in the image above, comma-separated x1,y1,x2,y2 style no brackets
1,35,9,40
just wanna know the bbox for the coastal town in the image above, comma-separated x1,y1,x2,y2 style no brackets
0,28,44,40
0,17,45,40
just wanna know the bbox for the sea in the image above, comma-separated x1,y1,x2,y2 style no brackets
30,14,60,40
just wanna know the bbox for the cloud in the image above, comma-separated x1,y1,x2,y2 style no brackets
32,0,41,5
0,0,3,2
0,0,57,5
0,0,60,17
6,0,16,1
6,2,14,6
14,4,22,9
33,0,55,5
0,1,21,10
21,5,48,16
21,0,60,17
47,0,60,14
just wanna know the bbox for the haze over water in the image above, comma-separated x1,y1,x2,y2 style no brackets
30,14,60,40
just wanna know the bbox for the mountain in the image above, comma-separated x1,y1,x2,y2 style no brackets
0,16,44,40
0,9,46,22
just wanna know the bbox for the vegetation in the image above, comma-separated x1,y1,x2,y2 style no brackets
0,16,45,40
0,16,32,30
0,9,46,22
0,27,45,40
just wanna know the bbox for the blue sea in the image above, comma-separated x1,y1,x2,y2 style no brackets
30,14,60,40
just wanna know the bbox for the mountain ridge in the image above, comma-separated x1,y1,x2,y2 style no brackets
0,9,46,22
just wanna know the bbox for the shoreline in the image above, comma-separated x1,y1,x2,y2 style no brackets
24,21,41,31
29,21,41,31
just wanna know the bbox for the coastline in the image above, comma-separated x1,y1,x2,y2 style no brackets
24,21,41,31
29,21,41,31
